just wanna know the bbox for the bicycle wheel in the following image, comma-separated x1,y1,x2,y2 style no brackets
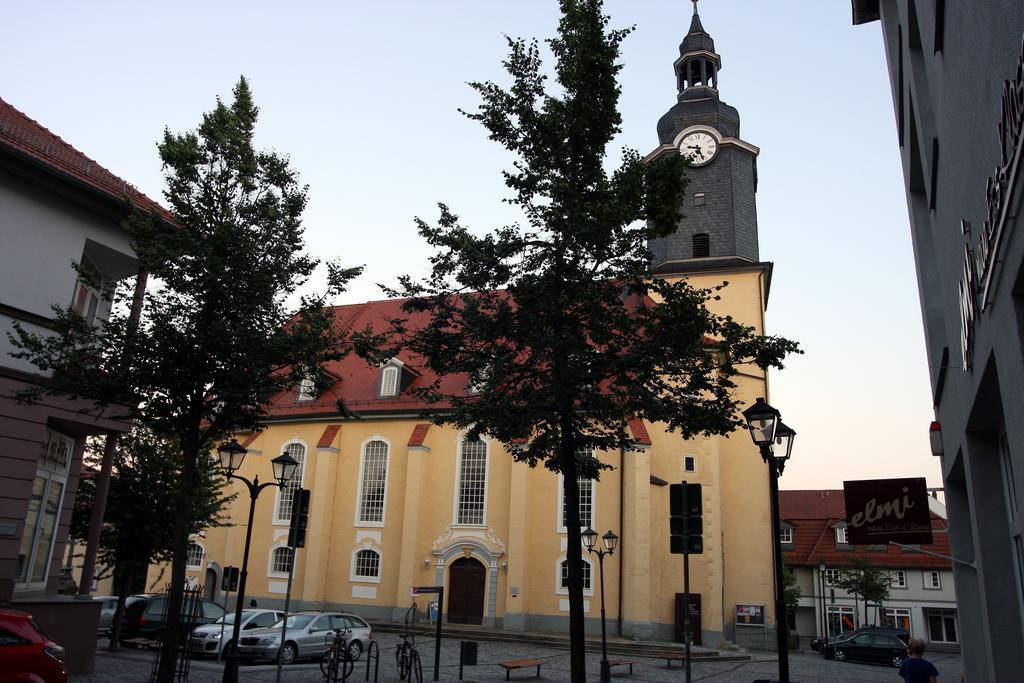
410,649,423,683
320,650,333,678
396,643,409,680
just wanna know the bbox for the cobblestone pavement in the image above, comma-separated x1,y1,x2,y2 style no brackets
78,635,963,682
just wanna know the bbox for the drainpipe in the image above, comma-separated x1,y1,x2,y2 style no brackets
617,441,625,636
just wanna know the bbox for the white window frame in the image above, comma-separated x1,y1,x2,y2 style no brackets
834,525,849,544
379,364,400,398
14,429,73,592
354,437,390,527
267,544,296,578
557,473,596,533
350,546,383,584
185,540,205,570
923,570,942,590
683,454,697,473
824,569,842,586
555,556,594,596
779,527,793,544
826,605,856,637
925,608,959,643
884,607,912,633
891,569,907,589
453,435,490,527
297,374,317,401
273,440,307,526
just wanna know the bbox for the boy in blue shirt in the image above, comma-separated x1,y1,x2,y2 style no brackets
899,638,939,683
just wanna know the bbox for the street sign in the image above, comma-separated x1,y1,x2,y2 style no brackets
669,482,703,555
843,477,933,545
670,535,704,554
411,585,442,595
287,489,311,548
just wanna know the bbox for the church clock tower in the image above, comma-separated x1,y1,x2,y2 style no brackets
647,2,762,275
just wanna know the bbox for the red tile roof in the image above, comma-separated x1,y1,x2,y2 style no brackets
780,489,952,570
0,97,169,220
628,419,652,446
240,432,260,449
407,424,431,448
317,424,341,449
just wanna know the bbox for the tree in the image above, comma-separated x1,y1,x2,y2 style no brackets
10,77,365,682
385,2,799,678
837,556,892,626
69,429,234,650
783,564,801,645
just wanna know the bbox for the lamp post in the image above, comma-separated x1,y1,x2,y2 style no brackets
583,527,618,683
216,439,299,683
742,398,796,683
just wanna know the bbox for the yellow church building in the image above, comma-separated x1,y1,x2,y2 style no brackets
160,9,781,646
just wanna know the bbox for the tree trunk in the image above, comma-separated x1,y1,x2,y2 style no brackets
559,412,586,683
155,443,199,682
107,566,132,652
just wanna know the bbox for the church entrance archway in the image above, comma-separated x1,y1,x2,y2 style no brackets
204,567,218,601
447,557,486,625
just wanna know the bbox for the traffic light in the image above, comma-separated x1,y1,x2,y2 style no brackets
288,489,311,549
669,482,703,555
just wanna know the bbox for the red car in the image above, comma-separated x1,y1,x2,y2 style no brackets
0,609,68,683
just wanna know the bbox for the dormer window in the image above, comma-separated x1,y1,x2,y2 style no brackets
297,374,317,401
379,364,400,398
834,524,849,545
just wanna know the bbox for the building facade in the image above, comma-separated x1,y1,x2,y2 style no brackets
0,97,161,671
851,1,1024,679
164,8,785,646
781,490,958,650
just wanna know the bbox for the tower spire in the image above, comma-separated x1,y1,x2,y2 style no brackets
676,1,720,99
692,0,699,16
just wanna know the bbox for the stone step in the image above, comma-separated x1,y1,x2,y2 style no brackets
368,621,751,661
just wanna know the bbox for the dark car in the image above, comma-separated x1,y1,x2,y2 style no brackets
812,626,909,653
824,631,910,668
0,609,68,683
119,595,224,645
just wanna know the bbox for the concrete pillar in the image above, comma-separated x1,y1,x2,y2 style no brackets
503,461,530,630
622,447,652,638
393,443,427,620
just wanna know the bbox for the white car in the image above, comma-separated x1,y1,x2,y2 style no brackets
189,609,283,658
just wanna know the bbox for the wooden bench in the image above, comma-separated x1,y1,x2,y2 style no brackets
664,653,688,668
607,658,639,675
499,658,545,680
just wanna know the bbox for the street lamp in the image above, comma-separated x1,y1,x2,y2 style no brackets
742,398,796,683
216,440,299,683
583,527,618,683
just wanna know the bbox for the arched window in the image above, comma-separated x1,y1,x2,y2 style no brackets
357,440,389,525
692,233,711,258
456,438,488,525
186,542,205,569
271,546,293,574
380,365,399,397
352,548,381,581
558,448,596,530
275,442,306,522
559,557,593,593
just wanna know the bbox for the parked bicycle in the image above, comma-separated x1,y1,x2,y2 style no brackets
320,628,356,682
395,604,423,683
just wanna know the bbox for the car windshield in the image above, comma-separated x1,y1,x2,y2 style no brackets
280,614,314,629
212,611,257,626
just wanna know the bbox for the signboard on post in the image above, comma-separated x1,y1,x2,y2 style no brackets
735,604,765,625
222,566,239,592
843,477,933,545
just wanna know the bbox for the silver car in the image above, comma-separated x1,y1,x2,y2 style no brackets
95,595,148,635
234,611,372,664
189,609,283,658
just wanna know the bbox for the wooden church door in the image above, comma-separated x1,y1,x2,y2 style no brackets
447,557,486,624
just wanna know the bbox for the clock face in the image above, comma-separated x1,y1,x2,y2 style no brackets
679,131,719,166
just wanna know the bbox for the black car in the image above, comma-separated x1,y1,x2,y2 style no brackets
812,626,909,653
823,631,910,668
119,595,224,645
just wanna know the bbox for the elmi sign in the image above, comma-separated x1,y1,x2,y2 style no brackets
842,477,933,545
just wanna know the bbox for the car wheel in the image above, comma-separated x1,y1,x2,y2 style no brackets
835,649,846,662
347,639,363,662
220,640,235,660
278,642,298,665
891,654,905,668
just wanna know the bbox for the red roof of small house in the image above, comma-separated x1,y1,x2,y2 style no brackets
407,424,431,448
780,489,952,570
0,97,170,221
628,419,652,446
317,424,341,449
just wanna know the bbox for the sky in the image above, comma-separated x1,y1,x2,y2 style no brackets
1,1,942,492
